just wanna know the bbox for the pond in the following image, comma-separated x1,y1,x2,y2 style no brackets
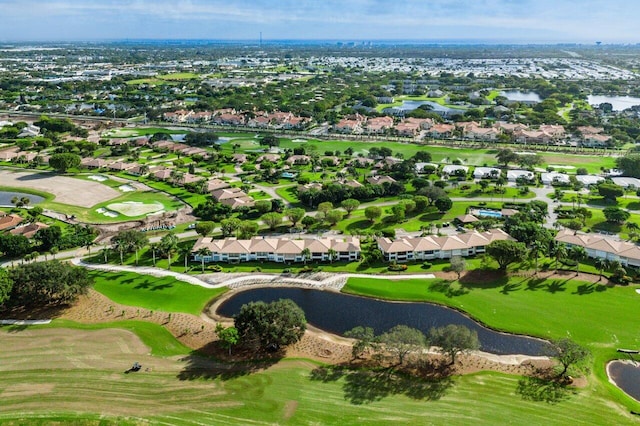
499,91,542,102
587,95,640,111
607,360,640,402
217,287,549,356
391,100,459,113
0,191,44,206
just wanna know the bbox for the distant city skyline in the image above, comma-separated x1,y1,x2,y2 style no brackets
0,0,637,43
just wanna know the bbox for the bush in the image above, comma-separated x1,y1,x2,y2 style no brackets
211,265,223,272
252,267,262,272
299,265,314,273
388,262,408,272
421,261,432,269
381,229,396,238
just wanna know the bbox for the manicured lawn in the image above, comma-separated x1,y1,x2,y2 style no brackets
342,276,640,348
0,324,635,425
90,270,226,315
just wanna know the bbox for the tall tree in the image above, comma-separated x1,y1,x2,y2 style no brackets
234,299,307,351
377,325,427,366
430,324,480,365
486,240,528,271
549,338,591,379
48,153,81,173
284,207,305,226
215,323,239,356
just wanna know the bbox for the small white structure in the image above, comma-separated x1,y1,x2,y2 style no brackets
507,169,535,182
541,172,570,185
415,162,438,173
442,165,468,175
473,167,501,179
612,177,640,188
575,175,604,186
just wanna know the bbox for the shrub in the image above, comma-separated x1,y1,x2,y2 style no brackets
211,265,223,272
388,262,408,272
422,261,432,270
381,229,396,238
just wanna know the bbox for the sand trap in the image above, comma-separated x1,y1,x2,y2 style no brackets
107,201,163,217
0,170,119,208
118,184,136,192
549,165,575,169
88,175,108,182
292,139,308,143
96,207,119,217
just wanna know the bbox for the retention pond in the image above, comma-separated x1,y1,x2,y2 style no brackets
217,287,549,356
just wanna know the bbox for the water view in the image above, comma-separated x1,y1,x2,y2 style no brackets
389,100,459,113
607,360,640,402
499,91,542,102
0,191,44,206
217,287,549,356
587,95,640,111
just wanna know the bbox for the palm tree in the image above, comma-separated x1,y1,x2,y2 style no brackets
101,247,110,264
530,240,543,275
196,247,211,273
327,248,337,264
300,248,311,265
594,257,608,281
553,244,568,272
50,246,59,260
179,245,192,273
149,243,159,267
160,233,178,270
569,245,587,276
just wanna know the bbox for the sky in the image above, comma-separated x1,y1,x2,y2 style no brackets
0,0,638,43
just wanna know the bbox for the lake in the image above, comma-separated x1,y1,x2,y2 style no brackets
587,95,640,111
217,287,549,356
0,191,44,206
392,100,458,113
500,91,542,102
607,360,640,402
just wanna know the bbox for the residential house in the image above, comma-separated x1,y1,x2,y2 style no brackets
206,178,230,192
367,175,396,185
428,123,455,138
473,167,501,179
286,155,311,165
192,236,361,264
0,213,23,231
507,169,535,182
364,116,394,134
10,222,49,238
541,172,570,185
377,229,514,262
555,229,640,267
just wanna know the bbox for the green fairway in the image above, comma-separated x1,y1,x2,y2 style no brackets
90,270,226,315
0,325,636,425
342,276,640,348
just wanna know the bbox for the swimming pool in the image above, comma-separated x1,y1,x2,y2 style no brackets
478,209,502,218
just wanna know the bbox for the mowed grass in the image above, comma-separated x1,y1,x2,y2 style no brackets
342,276,640,348
0,326,635,425
90,270,226,315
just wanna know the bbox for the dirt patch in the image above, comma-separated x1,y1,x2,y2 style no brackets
1,383,55,398
283,400,298,420
0,170,119,207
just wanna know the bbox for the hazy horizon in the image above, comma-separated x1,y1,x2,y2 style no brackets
0,0,637,44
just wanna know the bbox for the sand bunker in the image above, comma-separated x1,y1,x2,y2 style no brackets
0,170,119,208
88,175,108,182
118,184,136,192
106,201,164,217
96,207,119,218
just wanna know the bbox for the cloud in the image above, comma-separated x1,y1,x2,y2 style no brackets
0,0,637,41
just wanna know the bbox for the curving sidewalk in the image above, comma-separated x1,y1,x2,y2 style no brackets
71,258,435,291
71,259,224,289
